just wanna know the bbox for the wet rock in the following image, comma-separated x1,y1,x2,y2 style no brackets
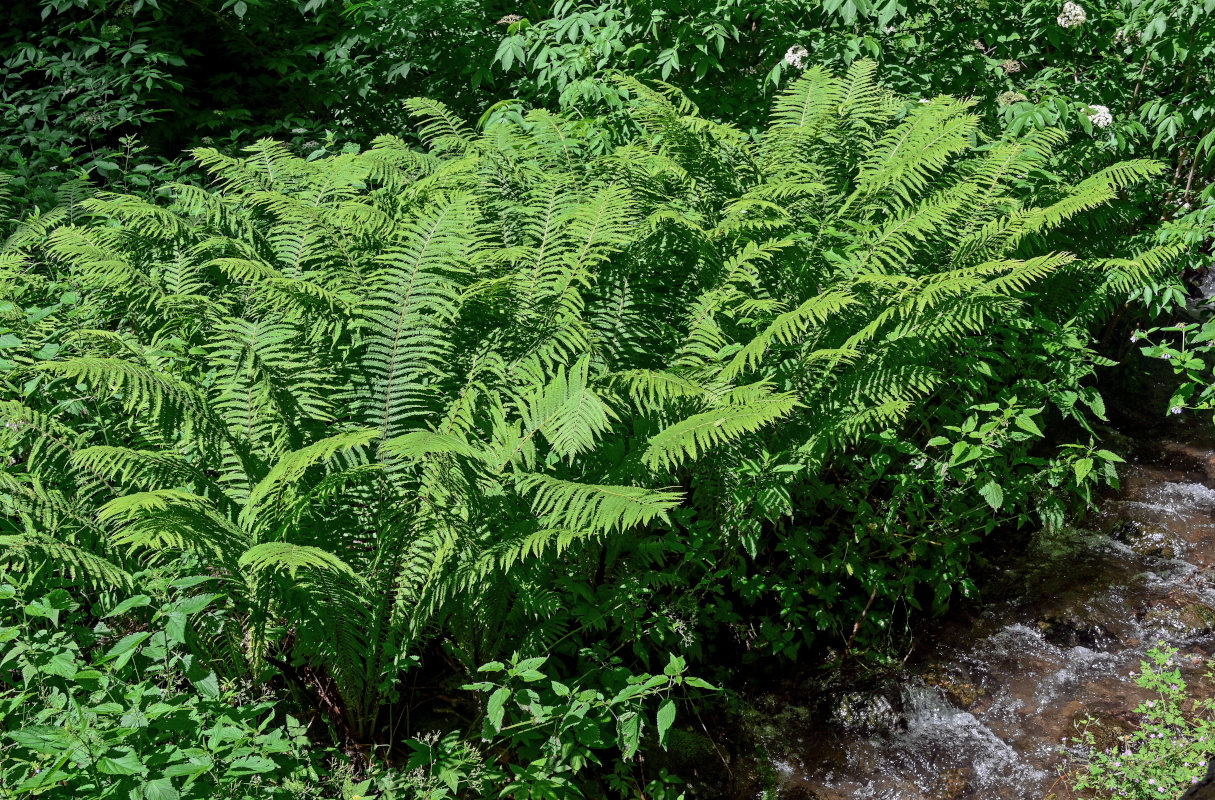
936,767,971,799
1069,710,1135,756
1036,609,1117,650
1159,441,1215,482
1144,602,1215,637
921,663,986,710
828,684,905,734
1110,519,1186,559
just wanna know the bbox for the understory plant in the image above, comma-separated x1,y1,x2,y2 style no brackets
1065,644,1215,798
0,63,1182,756
0,574,327,799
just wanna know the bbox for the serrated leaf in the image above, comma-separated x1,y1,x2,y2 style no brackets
97,750,145,775
656,698,676,749
1015,414,1043,437
105,595,151,618
618,710,641,759
979,480,1004,510
486,687,509,732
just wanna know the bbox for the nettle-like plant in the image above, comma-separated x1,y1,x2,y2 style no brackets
0,63,1179,736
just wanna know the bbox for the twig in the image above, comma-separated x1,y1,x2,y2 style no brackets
842,584,880,661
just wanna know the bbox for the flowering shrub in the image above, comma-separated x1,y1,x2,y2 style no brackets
1088,104,1114,128
1131,319,1215,417
1066,645,1215,798
783,45,809,69
1057,1,1088,28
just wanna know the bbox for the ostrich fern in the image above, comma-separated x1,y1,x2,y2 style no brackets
0,63,1179,736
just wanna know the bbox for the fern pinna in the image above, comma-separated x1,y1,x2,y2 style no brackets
0,63,1178,735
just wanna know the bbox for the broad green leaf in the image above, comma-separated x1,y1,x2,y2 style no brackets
656,698,676,748
97,750,146,775
105,595,151,618
979,480,1003,510
487,687,510,732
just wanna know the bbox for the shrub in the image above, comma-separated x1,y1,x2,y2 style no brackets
0,575,327,798
1065,644,1215,798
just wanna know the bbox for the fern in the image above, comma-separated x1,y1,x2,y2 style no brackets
0,63,1180,742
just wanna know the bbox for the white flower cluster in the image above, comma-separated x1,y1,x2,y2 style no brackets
997,91,1028,106
1087,103,1113,128
1057,2,1087,28
783,45,809,70
1000,59,1022,74
496,13,522,25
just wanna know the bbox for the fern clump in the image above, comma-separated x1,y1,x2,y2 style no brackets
0,63,1178,736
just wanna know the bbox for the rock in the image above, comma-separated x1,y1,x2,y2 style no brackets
1036,609,1116,650
828,684,905,734
936,767,971,799
1142,602,1215,637
921,663,986,709
1070,710,1134,756
1110,519,1185,559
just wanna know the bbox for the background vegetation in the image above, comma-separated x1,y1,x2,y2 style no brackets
2,0,1212,797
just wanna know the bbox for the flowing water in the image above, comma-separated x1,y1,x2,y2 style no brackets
741,425,1215,799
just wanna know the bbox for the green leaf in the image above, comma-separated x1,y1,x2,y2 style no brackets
163,757,214,778
226,755,278,776
97,750,146,775
182,654,220,699
143,778,180,800
486,687,510,732
1015,413,1043,437
163,611,189,646
979,480,1004,510
102,631,152,669
105,595,151,618
1074,457,1094,482
656,698,676,749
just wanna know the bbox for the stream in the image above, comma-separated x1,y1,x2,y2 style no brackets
736,413,1215,798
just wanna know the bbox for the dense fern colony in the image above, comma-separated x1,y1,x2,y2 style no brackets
0,64,1179,746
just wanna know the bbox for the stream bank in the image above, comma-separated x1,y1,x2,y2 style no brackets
708,405,1215,798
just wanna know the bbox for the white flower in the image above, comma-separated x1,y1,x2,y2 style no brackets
496,13,522,25
1087,103,1113,128
1000,59,1023,74
1171,406,1183,415
1057,2,1087,28
783,45,809,70
918,98,932,104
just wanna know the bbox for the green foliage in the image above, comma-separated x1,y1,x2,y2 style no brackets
2,66,1172,710
0,575,326,799
0,0,506,211
1134,318,1215,416
1065,644,1215,798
